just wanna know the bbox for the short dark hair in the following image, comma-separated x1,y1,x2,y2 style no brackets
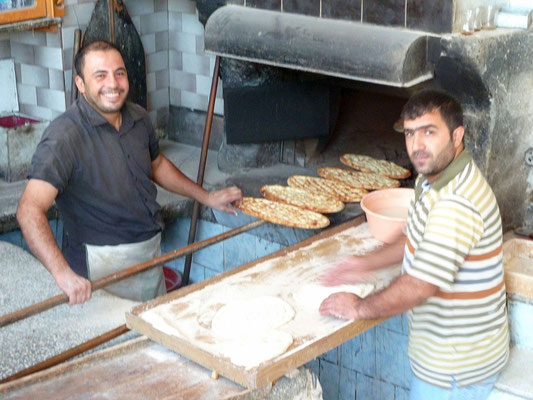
400,90,463,133
74,40,123,79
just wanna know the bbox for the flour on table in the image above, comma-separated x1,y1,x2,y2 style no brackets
211,295,295,339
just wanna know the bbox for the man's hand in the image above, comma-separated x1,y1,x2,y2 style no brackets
319,256,372,286
319,292,361,320
55,269,92,305
206,186,243,215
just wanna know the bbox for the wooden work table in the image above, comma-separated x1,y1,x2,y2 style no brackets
0,217,391,398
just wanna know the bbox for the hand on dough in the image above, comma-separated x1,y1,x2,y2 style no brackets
319,292,361,320
319,256,373,286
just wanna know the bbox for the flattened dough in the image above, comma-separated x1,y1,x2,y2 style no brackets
211,296,295,368
220,330,294,368
211,295,295,339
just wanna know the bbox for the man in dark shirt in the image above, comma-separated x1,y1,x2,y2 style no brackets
16,40,242,305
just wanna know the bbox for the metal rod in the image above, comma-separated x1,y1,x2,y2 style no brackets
183,56,221,286
70,28,81,105
0,219,265,328
0,324,130,384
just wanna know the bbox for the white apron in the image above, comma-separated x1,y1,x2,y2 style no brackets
86,233,166,302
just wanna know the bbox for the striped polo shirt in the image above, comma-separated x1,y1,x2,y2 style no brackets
403,150,509,388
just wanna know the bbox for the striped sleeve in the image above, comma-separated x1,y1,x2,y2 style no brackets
405,196,484,290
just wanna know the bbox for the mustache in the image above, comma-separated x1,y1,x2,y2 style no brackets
411,151,431,158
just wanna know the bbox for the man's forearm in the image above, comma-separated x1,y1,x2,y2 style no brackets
17,204,70,278
151,154,209,203
355,273,438,319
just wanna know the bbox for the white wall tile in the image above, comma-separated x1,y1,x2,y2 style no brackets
181,90,207,111
168,0,197,13
169,50,182,69
64,69,73,94
10,42,34,64
170,69,195,91
0,40,10,59
195,35,204,53
155,31,169,52
49,69,65,91
16,84,37,106
147,88,169,110
34,46,63,70
154,0,169,13
147,72,157,92
20,64,49,88
141,12,169,35
36,87,67,112
131,15,142,31
195,74,212,96
125,0,154,17
61,26,80,51
156,69,169,90
170,87,181,106
141,33,156,55
19,103,54,121
168,12,183,31
46,32,62,48
146,50,169,73
63,2,95,28
169,31,196,53
182,53,210,75
10,31,46,47
181,13,205,35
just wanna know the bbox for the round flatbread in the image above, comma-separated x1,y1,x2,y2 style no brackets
287,175,367,203
234,197,330,229
340,154,411,179
317,167,400,190
211,296,295,339
260,184,344,214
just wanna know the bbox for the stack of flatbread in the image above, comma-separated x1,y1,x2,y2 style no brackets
234,154,410,230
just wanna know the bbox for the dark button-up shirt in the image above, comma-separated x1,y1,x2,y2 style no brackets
29,96,163,277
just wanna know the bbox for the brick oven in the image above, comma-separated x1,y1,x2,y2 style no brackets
195,0,533,233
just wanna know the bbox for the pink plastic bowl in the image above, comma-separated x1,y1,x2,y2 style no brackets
360,188,415,243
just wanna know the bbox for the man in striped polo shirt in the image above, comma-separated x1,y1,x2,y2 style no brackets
319,90,509,399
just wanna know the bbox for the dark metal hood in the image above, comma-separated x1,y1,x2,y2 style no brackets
204,5,433,88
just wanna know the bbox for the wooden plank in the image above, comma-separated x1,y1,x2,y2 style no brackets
127,217,394,389
0,337,246,400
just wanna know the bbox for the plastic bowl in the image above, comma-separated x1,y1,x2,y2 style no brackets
360,188,415,243
163,266,182,292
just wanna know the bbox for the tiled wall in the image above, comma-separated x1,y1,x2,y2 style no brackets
168,0,223,116
0,0,221,129
236,0,502,34
0,28,66,121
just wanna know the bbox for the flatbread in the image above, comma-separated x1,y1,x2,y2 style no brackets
287,175,367,203
212,296,295,368
234,197,330,229
340,154,411,179
260,184,344,214
317,167,400,190
211,296,295,339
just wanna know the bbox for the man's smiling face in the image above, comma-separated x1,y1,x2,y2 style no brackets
75,48,129,116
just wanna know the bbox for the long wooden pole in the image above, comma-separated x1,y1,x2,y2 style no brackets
182,56,221,286
0,219,265,328
0,324,130,384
